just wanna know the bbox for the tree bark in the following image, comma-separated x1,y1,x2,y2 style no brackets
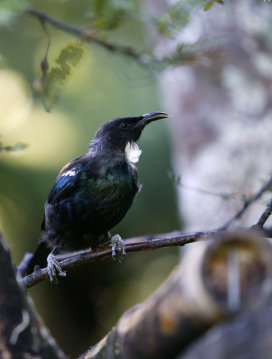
0,234,67,359
179,305,272,359
79,231,272,359
151,0,272,230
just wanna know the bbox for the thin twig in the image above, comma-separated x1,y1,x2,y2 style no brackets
22,230,220,289
169,172,250,201
27,8,148,66
255,198,272,228
219,176,272,230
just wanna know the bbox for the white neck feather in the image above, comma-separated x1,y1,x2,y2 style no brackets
125,142,142,163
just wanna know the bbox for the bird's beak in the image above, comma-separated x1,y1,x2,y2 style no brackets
137,112,168,127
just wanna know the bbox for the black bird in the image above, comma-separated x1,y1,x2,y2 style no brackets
22,112,168,281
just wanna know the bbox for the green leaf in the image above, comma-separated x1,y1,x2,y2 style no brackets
204,0,224,11
41,43,85,112
156,0,208,38
0,0,29,26
204,1,214,11
156,14,172,37
87,0,136,31
0,141,28,152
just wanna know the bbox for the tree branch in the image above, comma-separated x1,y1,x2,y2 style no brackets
27,8,148,66
22,230,221,289
255,198,272,228
219,176,272,230
21,176,272,289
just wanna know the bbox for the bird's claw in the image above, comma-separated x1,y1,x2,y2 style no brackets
111,234,126,262
47,252,66,283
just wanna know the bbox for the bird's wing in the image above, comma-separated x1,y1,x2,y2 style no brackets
47,158,84,204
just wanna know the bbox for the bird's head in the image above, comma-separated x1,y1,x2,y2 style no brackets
91,112,168,155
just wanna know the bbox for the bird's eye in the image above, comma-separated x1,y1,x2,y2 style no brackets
121,122,128,129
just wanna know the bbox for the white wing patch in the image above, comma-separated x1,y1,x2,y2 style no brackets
125,142,142,163
61,169,77,177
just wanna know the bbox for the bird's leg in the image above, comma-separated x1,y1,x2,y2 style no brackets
111,234,126,262
47,246,66,283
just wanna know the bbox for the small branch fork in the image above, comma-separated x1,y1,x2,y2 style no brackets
219,176,272,230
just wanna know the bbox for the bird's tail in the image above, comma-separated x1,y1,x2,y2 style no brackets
20,241,51,276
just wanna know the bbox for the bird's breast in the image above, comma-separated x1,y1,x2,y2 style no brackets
75,162,139,228
85,163,139,206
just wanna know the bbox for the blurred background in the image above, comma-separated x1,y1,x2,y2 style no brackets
1,0,272,357
0,0,179,356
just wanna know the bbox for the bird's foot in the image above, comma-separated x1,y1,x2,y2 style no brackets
47,251,66,283
111,234,126,262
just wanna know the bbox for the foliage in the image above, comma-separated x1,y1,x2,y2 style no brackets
0,141,27,152
154,41,216,71
0,0,225,110
41,42,85,112
204,0,224,11
87,0,137,31
155,1,191,38
156,0,224,38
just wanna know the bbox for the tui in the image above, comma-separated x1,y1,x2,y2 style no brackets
22,112,168,281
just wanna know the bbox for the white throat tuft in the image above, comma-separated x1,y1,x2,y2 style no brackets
125,142,142,163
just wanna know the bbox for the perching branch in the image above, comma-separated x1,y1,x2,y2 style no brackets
219,176,272,230
22,230,220,289
22,175,272,289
